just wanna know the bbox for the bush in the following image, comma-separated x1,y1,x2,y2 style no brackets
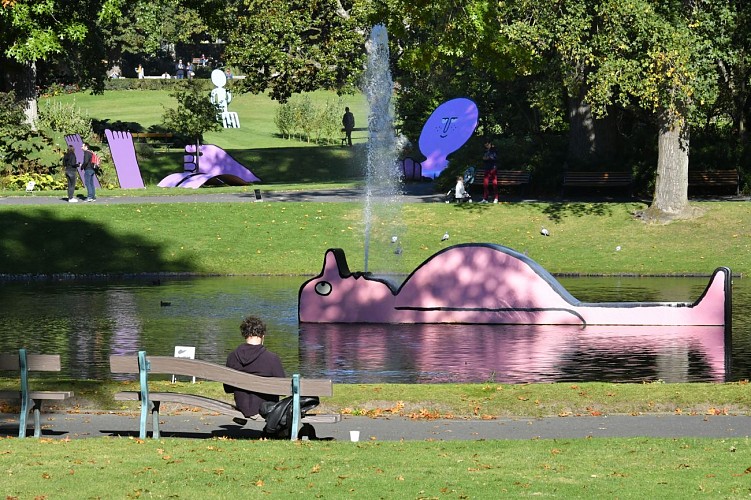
2,171,65,191
0,91,59,177
275,96,344,145
37,99,94,142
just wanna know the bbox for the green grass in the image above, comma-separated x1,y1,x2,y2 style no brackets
3,379,750,417
1,437,749,498
1,201,749,276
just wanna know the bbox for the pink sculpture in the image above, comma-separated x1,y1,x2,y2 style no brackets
298,244,731,328
418,98,479,177
157,144,261,188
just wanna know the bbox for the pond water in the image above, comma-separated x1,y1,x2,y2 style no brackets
0,275,747,384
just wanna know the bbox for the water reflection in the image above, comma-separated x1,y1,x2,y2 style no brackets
0,275,745,383
298,323,726,383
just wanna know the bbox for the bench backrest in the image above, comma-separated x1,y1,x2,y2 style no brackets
688,170,738,183
110,355,333,396
0,353,61,372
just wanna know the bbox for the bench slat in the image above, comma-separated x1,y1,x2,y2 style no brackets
0,354,62,372
0,391,72,401
114,391,340,423
471,170,531,186
110,355,333,396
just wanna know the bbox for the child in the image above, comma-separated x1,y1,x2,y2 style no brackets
454,175,470,203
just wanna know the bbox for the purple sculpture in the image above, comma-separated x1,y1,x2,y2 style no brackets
157,144,261,188
401,157,422,181
418,98,479,177
104,130,145,189
64,134,101,189
299,244,730,329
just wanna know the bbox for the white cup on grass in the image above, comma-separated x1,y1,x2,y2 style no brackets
349,430,360,442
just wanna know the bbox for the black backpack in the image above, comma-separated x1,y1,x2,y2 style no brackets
260,396,320,439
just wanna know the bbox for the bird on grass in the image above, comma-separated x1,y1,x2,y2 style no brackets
441,231,450,241
391,235,398,244
540,227,550,237
160,301,171,307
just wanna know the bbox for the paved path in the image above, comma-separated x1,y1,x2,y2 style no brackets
2,411,750,441
0,183,446,206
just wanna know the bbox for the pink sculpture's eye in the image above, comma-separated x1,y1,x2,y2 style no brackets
314,281,332,296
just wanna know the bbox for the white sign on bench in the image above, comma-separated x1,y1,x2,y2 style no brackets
172,346,196,383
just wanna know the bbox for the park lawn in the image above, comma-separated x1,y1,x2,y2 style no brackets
0,201,748,276
44,88,369,150
2,437,750,498
6,379,750,417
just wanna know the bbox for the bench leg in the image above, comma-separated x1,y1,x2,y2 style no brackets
32,400,43,438
18,398,28,438
151,401,161,439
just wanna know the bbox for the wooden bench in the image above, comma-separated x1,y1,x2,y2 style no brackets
341,127,367,146
0,349,73,438
688,170,739,195
131,132,174,150
562,171,632,196
471,169,532,194
110,351,340,440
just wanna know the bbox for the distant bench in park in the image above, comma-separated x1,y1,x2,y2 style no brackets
131,132,174,150
110,351,340,440
688,170,739,196
562,171,633,197
471,169,532,195
0,349,73,437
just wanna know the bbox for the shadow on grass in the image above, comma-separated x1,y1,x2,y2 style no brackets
0,209,197,275
539,202,617,223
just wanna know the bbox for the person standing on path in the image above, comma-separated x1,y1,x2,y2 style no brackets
63,145,79,203
81,143,97,202
342,107,355,147
481,140,498,203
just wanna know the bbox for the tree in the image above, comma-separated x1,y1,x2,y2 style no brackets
0,0,123,124
217,0,370,101
586,0,728,219
161,81,223,170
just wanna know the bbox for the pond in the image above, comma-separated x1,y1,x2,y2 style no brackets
0,275,747,384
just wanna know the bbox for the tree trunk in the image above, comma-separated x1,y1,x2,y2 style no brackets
650,111,690,216
566,84,618,168
19,62,38,130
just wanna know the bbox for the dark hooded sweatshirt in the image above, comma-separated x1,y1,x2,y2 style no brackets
224,343,285,417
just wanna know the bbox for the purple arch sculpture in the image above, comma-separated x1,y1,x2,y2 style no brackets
157,144,261,188
64,134,101,189
418,98,479,177
299,243,731,330
401,157,422,181
104,130,145,189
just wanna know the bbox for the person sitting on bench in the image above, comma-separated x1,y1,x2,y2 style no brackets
223,316,285,419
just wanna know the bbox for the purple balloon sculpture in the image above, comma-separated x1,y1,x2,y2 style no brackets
418,98,479,177
64,134,101,189
157,144,261,188
104,130,145,189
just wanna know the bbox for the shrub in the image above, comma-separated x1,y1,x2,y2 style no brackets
37,99,94,142
0,91,59,177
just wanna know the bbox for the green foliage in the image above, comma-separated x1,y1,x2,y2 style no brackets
37,99,94,141
222,0,369,101
161,81,223,144
0,91,58,176
2,171,65,191
274,96,344,144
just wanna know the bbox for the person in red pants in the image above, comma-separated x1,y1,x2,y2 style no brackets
481,140,498,203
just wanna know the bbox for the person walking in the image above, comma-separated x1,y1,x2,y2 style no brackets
136,64,144,79
81,143,97,202
480,140,498,204
62,145,79,203
342,107,355,146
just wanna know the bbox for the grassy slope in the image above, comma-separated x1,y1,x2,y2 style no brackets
0,201,748,275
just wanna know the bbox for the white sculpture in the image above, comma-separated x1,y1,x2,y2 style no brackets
210,69,240,128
